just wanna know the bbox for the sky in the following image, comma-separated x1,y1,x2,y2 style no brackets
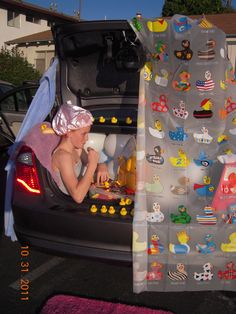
25,0,166,20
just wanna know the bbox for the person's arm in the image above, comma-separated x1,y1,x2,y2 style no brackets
55,148,99,203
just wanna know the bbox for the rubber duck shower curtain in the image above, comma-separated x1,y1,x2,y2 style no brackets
131,14,236,292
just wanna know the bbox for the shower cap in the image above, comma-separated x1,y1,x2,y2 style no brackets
52,103,93,135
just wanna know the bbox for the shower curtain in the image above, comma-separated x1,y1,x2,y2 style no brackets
131,14,236,292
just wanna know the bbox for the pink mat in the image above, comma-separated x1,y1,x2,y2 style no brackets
40,295,173,314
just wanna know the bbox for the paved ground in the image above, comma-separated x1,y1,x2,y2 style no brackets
1,234,236,314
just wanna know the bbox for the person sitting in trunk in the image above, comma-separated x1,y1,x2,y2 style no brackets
51,103,109,203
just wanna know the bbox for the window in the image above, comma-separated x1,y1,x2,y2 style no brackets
26,15,41,25
7,10,20,28
0,95,15,111
16,91,28,112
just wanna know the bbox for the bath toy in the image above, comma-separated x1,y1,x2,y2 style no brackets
111,117,118,124
144,62,152,81
169,126,188,141
193,151,213,167
172,71,191,91
196,234,216,254
221,232,236,252
193,98,213,118
90,205,98,213
169,149,190,167
218,261,236,280
196,70,215,91
151,95,168,112
196,206,217,225
222,204,236,224
173,16,192,33
172,100,189,119
148,234,164,255
99,116,105,123
198,39,215,60
133,231,147,252
220,171,236,195
146,203,164,223
198,17,213,28
100,205,108,214
120,207,127,216
146,175,164,194
170,176,190,195
170,205,191,224
154,69,168,87
148,40,168,61
168,263,188,281
193,127,213,144
219,97,236,119
194,175,215,197
146,146,164,165
194,262,213,281
147,18,168,32
146,262,163,281
148,120,165,138
132,17,142,31
174,39,193,60
217,134,228,145
169,230,190,254
133,262,147,282
108,206,116,215
126,117,132,124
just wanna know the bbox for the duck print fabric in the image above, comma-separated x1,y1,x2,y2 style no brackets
131,14,236,293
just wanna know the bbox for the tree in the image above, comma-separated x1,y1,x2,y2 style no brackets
0,47,41,86
162,0,235,17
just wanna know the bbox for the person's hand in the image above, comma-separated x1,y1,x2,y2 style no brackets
96,163,109,184
87,147,99,168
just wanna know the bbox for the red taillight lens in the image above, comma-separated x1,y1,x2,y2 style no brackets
15,146,41,194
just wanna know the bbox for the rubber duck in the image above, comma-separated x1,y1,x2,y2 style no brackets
168,263,188,281
170,176,190,195
148,234,164,255
169,126,188,141
172,71,191,92
196,234,216,254
144,62,152,81
196,70,215,91
99,116,106,123
119,198,126,206
217,134,228,145
146,262,163,281
108,206,116,215
169,230,190,254
148,119,165,138
146,145,164,165
198,17,213,28
133,231,147,252
174,40,193,61
173,100,189,119
193,98,213,119
218,261,236,280
194,175,214,197
193,127,213,144
170,205,191,224
173,16,192,33
147,18,168,32
132,17,142,32
133,262,147,282
154,68,168,87
100,205,108,214
130,208,134,216
229,117,236,134
219,97,236,120
194,262,213,281
221,232,236,252
169,149,190,167
198,39,216,60
151,95,168,112
111,117,118,124
120,207,127,216
149,40,168,61
146,202,164,223
90,205,98,213
196,206,217,225
126,117,132,124
125,198,132,205
145,175,163,194
193,151,213,167
222,204,236,224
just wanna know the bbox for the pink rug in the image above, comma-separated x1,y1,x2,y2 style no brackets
40,295,173,314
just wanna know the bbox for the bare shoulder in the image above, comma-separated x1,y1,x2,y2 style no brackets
52,148,73,170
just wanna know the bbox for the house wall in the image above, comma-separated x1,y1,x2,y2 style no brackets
0,7,50,49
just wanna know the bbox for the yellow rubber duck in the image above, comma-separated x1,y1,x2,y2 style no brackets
130,208,134,216
90,205,98,213
119,198,126,206
232,117,236,124
100,205,108,214
108,206,116,215
147,18,168,32
125,198,132,205
126,117,132,124
99,116,106,123
120,207,127,216
221,232,236,252
169,149,190,167
104,181,110,189
111,117,118,124
133,231,147,252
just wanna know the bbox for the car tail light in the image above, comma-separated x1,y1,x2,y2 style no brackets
15,146,41,194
